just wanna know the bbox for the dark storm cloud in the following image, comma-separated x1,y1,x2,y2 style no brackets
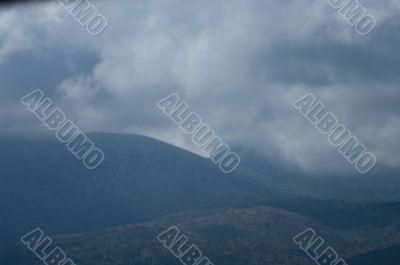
1,0,399,175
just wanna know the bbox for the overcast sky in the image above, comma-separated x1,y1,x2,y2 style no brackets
1,0,400,176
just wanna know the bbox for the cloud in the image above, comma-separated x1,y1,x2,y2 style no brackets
1,0,400,176
0,8,34,63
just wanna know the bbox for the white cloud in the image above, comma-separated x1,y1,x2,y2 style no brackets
2,0,400,176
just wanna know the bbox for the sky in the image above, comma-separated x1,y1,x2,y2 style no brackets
1,0,400,176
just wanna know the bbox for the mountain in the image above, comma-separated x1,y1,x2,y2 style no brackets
0,133,282,247
2,132,400,248
348,244,400,265
1,132,400,264
3,205,400,265
266,199,400,230
237,147,400,202
0,206,342,265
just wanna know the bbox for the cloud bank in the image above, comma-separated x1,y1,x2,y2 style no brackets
1,0,400,176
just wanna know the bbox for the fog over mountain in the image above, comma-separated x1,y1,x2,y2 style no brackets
1,1,400,265
1,133,400,265
1,0,400,176
0,133,399,248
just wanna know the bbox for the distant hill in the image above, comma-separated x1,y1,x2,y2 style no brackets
267,199,400,230
0,206,334,265
3,205,400,265
236,146,400,202
0,133,281,247
348,244,400,265
1,132,400,250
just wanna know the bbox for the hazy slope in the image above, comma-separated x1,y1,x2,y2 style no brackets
0,133,280,247
1,132,399,251
348,244,400,265
237,147,400,202
3,205,400,265
0,206,331,265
